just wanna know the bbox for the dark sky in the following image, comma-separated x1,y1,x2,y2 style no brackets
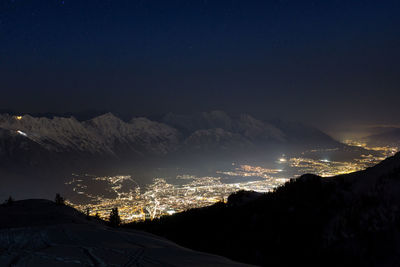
1,0,400,130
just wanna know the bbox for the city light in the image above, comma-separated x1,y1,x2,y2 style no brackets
16,130,27,137
67,171,289,223
66,140,398,223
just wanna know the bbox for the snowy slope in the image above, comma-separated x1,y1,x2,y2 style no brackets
0,199,247,266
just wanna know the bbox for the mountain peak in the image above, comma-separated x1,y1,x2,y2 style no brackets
90,112,120,122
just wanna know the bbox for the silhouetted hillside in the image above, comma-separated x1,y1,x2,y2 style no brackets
127,152,400,266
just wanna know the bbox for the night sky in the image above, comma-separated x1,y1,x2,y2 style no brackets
1,0,400,130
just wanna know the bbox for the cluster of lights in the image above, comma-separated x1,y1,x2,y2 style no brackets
66,140,398,223
67,173,289,223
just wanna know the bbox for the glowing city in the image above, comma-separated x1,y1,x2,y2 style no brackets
67,141,398,222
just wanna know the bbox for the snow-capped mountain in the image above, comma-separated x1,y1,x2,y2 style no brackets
0,113,180,164
164,111,339,150
163,110,286,142
0,111,342,169
184,128,250,151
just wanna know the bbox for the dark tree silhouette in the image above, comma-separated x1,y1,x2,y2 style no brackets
86,208,91,220
109,208,121,227
5,196,14,206
55,193,65,205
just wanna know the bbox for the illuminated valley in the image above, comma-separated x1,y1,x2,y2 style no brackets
66,141,399,223
66,172,288,222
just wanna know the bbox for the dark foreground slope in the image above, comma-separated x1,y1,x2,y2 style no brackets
128,152,400,267
0,200,248,266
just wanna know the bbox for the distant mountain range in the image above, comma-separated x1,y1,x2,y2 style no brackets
0,110,372,201
362,127,400,148
130,151,400,266
0,111,342,170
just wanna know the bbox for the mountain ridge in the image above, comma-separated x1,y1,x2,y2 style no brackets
0,111,342,167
